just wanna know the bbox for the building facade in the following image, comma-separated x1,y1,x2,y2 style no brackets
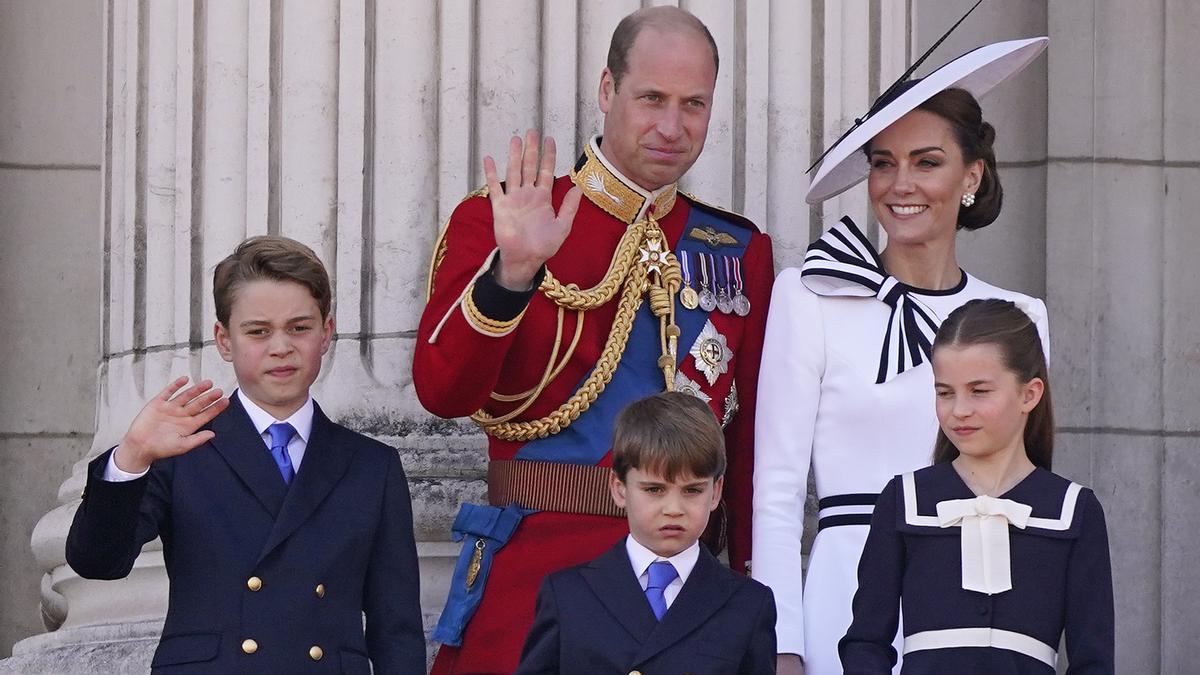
0,0,1195,672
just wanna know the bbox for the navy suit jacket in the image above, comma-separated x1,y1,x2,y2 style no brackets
516,539,777,674
66,395,424,674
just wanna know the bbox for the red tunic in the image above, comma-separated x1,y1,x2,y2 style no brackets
415,160,773,673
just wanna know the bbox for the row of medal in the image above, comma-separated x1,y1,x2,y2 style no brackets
677,251,751,316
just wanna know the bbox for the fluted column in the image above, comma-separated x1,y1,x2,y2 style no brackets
8,1,908,671
1046,1,1200,670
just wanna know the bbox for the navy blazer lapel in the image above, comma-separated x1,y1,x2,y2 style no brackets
208,394,288,518
579,540,659,643
257,402,357,564
634,546,736,664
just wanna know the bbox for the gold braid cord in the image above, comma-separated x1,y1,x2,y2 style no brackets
472,218,683,441
539,221,644,310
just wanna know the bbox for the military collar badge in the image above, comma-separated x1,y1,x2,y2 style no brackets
687,225,739,249
571,137,677,224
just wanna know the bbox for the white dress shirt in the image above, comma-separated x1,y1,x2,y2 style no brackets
624,535,700,612
103,389,314,482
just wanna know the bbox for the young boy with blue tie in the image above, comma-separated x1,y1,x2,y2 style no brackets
66,236,425,673
517,391,777,673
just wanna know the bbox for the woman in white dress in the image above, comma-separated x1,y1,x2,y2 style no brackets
752,38,1051,675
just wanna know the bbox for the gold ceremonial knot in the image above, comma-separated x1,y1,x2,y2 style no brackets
473,215,685,440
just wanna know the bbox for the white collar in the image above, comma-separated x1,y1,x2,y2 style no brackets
237,389,314,444
625,534,700,585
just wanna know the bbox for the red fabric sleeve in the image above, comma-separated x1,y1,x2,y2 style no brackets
724,231,775,574
415,192,536,419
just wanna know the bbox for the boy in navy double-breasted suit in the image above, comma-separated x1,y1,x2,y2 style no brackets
66,236,424,673
516,392,777,674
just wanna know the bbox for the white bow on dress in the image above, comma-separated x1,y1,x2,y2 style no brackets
936,495,1032,595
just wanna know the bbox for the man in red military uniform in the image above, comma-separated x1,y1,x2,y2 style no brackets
414,7,774,672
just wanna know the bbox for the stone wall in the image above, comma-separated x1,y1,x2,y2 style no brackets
1045,1,1200,671
0,0,102,657
0,1,1195,673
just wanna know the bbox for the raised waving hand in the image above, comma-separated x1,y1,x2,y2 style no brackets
484,130,583,290
112,376,229,474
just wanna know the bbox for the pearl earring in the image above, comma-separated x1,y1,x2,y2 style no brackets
961,193,976,208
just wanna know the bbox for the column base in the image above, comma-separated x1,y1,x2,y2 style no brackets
3,620,161,674
2,541,460,672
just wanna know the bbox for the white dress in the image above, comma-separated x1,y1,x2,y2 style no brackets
751,220,1049,675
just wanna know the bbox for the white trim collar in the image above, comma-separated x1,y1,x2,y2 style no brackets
901,471,1083,532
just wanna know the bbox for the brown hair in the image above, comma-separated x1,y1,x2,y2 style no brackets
932,298,1053,469
212,236,332,327
607,6,718,90
612,391,726,482
918,87,1002,230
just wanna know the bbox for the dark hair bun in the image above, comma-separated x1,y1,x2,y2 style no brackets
918,88,1002,230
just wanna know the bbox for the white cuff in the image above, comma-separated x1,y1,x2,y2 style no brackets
102,448,150,482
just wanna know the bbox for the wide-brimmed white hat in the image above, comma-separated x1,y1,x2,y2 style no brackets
805,36,1048,205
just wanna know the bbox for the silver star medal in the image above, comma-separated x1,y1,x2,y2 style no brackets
639,238,665,275
673,371,712,404
689,320,733,386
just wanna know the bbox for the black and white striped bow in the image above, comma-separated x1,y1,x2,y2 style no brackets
801,217,942,384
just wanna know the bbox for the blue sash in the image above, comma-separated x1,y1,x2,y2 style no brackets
432,205,753,645
515,206,752,464
431,503,533,646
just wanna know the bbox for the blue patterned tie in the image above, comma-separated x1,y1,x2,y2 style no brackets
645,561,678,621
266,422,296,485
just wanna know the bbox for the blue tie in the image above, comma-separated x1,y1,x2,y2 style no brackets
645,561,678,621
266,422,296,485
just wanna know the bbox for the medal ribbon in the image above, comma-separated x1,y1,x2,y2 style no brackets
513,207,751,465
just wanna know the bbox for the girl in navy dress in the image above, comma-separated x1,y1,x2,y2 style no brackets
840,298,1114,673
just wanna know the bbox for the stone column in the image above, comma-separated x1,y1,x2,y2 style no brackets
5,1,906,671
1047,1,1200,671
0,0,103,658
913,0,1050,298
11,0,461,669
